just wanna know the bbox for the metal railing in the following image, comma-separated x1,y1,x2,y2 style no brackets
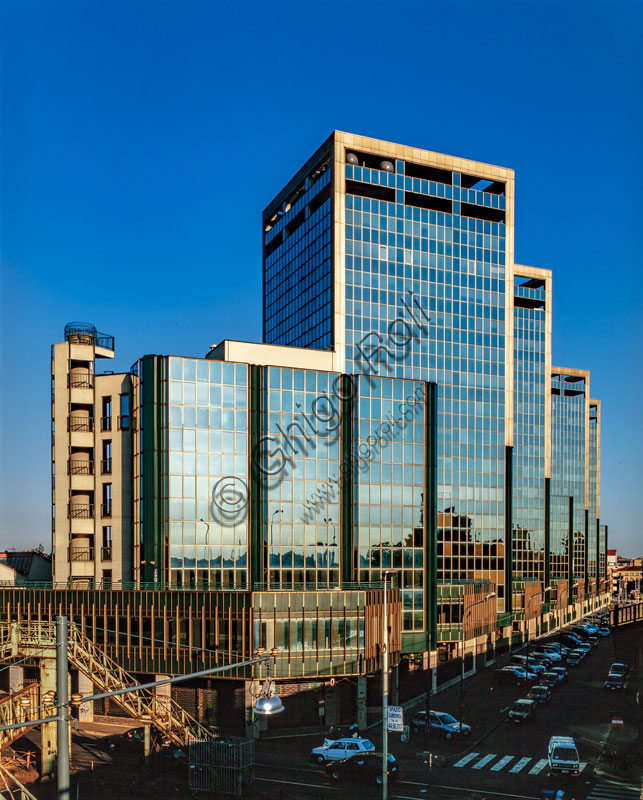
101,503,112,518
101,458,112,474
69,547,94,562
101,416,112,432
68,415,93,432
68,503,94,519
68,373,93,389
68,460,94,476
101,547,112,561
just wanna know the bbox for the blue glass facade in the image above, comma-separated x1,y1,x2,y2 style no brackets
587,402,599,582
550,372,587,583
263,148,333,349
512,275,547,581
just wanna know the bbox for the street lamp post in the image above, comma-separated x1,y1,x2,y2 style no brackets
459,591,496,733
557,582,579,628
524,586,553,676
382,568,397,800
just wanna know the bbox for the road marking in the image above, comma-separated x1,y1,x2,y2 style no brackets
473,753,497,769
528,758,548,774
453,752,479,767
491,755,514,771
509,757,531,773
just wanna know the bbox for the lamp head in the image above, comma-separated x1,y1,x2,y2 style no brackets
254,694,285,716
485,591,496,600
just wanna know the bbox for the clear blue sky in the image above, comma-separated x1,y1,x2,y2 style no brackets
1,0,641,556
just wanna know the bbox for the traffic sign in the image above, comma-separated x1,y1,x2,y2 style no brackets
611,715,624,726
387,705,403,732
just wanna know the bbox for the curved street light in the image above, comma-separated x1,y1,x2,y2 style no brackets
459,591,496,732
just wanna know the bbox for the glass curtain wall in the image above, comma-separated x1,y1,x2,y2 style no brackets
166,357,249,588
512,277,546,580
354,375,426,632
344,163,507,607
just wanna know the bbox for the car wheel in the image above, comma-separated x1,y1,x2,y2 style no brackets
375,775,383,785
330,770,341,781
412,726,420,735
316,755,326,765
516,680,522,686
445,732,453,740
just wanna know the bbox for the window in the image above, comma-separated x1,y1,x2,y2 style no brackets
101,397,112,431
118,394,130,430
102,440,112,474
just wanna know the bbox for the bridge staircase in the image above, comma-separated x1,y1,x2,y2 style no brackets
0,684,41,752
7,621,217,748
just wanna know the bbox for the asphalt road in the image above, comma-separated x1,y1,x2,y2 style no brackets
254,622,642,800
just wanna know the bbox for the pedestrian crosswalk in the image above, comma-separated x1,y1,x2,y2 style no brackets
452,752,588,775
586,781,642,799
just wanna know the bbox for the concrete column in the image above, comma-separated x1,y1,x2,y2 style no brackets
154,675,171,718
325,684,340,727
9,665,24,694
39,655,57,776
78,671,94,723
356,676,367,732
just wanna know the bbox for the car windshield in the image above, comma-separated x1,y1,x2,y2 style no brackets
513,701,530,709
363,741,375,751
435,713,457,724
554,747,577,761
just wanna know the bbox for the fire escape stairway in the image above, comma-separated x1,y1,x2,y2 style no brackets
0,683,41,751
65,623,217,747
0,761,39,800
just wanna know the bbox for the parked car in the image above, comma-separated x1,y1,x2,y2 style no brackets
511,655,546,674
574,642,592,655
324,723,360,744
312,738,375,764
531,649,561,663
566,650,584,666
604,673,626,691
587,636,599,647
527,685,552,704
542,643,571,656
493,666,537,686
540,672,560,690
526,652,554,668
608,662,629,677
507,699,538,723
410,710,470,738
99,726,171,754
549,666,569,684
597,627,611,637
325,752,399,784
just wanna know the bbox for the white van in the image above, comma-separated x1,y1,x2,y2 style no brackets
548,736,580,775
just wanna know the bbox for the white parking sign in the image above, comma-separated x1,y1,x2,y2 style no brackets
387,705,403,732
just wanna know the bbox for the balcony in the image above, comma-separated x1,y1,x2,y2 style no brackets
101,416,112,432
101,502,112,518
101,547,112,561
69,547,94,562
68,416,94,432
69,373,93,389
68,503,94,519
64,322,115,351
101,459,112,475
69,459,94,476
118,415,130,430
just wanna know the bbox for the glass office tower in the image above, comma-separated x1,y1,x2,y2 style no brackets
264,132,514,611
586,400,600,587
511,268,550,583
550,369,589,587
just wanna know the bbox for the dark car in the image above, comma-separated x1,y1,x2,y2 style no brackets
410,710,470,738
99,726,170,754
527,685,552,704
608,662,629,677
540,672,560,690
493,666,536,686
324,723,360,744
507,699,537,723
326,752,399,785
566,651,583,666
550,666,569,684
604,674,626,691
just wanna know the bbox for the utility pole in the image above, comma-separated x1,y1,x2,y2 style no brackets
56,616,70,800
